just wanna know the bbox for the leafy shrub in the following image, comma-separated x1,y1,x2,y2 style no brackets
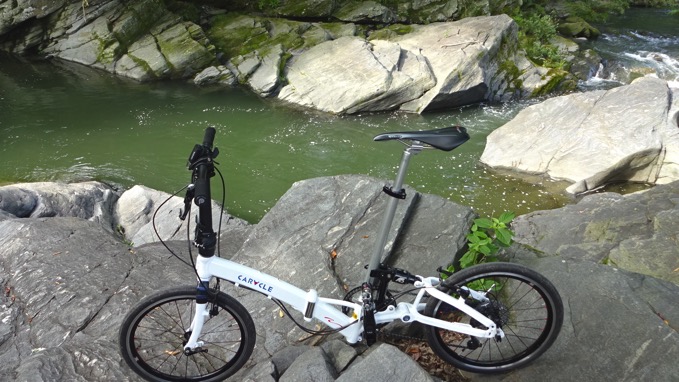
515,14,566,68
443,212,516,278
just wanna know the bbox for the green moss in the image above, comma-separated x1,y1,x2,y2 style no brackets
601,256,618,266
531,68,576,97
557,16,601,39
208,14,270,58
115,0,166,48
94,32,120,64
267,20,305,51
278,51,292,84
583,220,620,242
127,53,158,78
320,22,351,37
367,23,413,41
499,59,524,90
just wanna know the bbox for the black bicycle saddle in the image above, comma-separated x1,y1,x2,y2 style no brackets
373,126,470,151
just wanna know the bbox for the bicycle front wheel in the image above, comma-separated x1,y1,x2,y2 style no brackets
119,286,256,382
425,262,563,374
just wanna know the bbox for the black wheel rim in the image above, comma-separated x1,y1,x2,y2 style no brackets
433,272,556,369
126,294,247,381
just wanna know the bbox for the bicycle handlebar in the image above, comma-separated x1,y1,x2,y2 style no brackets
202,126,216,149
186,127,219,258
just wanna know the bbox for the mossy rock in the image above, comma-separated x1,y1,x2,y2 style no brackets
208,14,271,58
156,22,216,78
113,0,168,49
557,16,601,39
319,22,357,39
367,23,414,41
265,18,309,52
489,0,523,15
301,24,333,49
532,68,577,97
270,0,337,18
335,0,396,23
456,0,491,19
398,0,460,23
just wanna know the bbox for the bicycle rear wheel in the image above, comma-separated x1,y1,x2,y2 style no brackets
425,262,563,374
119,286,255,382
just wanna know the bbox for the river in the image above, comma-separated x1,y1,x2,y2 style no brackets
0,8,676,223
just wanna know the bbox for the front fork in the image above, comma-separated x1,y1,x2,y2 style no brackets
184,257,213,354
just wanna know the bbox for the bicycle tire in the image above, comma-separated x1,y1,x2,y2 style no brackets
425,262,563,374
119,286,256,382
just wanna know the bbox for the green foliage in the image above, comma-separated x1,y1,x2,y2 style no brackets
258,0,280,10
443,212,516,278
514,14,566,68
517,13,557,41
565,1,630,22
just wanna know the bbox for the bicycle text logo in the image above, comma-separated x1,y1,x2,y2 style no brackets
237,275,274,293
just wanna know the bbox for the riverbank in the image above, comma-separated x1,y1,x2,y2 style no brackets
0,1,572,112
1,3,678,222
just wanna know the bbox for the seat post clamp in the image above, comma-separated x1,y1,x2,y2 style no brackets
383,186,406,199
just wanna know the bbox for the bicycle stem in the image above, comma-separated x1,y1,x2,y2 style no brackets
365,143,423,286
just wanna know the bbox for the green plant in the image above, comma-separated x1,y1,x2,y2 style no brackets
515,13,566,68
258,0,280,10
443,212,516,278
566,0,629,22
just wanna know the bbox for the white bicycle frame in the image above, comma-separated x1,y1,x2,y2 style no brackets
183,135,504,353
183,251,505,352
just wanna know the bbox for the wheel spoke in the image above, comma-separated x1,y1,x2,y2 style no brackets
425,263,563,373
120,287,255,381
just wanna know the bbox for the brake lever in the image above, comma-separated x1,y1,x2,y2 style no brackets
179,185,195,221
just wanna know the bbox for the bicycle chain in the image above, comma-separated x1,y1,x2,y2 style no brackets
377,327,427,343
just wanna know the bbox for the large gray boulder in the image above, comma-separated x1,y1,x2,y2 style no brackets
394,15,549,112
0,0,67,36
278,36,436,114
481,77,679,194
486,181,679,382
278,15,555,114
114,184,248,247
0,217,138,382
510,181,679,286
0,181,118,228
7,0,219,81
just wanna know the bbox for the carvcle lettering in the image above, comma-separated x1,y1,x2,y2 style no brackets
237,275,274,293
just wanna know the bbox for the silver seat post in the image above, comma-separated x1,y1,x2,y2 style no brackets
365,142,424,285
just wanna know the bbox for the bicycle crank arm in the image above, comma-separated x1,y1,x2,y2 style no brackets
184,346,209,356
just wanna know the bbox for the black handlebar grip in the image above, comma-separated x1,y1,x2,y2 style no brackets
202,127,216,149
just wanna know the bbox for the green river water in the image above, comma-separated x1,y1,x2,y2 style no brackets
1,8,676,223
